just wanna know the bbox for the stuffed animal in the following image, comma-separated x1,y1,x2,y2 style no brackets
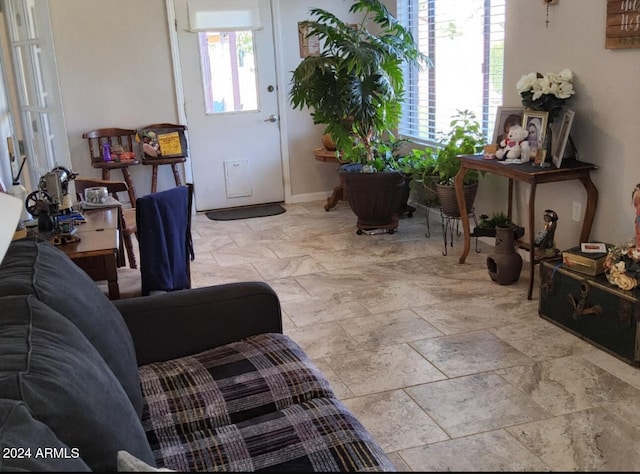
495,124,530,162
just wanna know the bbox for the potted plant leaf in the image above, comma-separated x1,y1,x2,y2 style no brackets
288,0,430,233
473,211,525,240
430,109,486,217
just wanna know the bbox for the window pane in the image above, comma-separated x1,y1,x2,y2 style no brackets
198,31,258,114
398,0,505,144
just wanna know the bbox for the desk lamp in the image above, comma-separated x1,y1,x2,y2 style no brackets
0,192,23,265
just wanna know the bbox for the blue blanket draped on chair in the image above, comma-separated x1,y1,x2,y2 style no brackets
136,186,194,296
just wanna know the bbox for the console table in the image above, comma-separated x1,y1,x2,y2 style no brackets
454,155,599,300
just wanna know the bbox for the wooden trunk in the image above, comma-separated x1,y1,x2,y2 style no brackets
539,261,640,366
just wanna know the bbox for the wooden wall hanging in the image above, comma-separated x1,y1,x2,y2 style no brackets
606,0,640,49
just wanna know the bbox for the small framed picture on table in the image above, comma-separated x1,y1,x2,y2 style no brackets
492,106,524,146
552,109,575,169
522,111,549,164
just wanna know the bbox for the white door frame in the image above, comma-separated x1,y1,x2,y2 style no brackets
164,0,292,209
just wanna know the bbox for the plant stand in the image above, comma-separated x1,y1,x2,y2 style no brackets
440,208,479,256
356,216,399,235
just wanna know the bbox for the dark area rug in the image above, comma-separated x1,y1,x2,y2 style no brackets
205,203,286,221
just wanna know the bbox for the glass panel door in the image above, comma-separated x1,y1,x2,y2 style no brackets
3,0,70,190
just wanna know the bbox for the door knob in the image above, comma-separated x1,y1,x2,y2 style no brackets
264,115,278,123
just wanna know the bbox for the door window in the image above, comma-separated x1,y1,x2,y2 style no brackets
198,30,258,114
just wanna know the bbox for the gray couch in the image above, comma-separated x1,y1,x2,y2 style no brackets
0,238,395,472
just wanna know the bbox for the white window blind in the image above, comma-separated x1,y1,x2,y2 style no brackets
187,0,262,32
397,0,505,144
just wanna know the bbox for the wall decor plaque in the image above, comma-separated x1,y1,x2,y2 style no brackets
606,0,640,49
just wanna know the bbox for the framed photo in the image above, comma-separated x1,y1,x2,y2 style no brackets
492,106,524,145
552,109,575,169
522,110,549,156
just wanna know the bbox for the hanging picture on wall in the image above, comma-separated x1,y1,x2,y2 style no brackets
298,22,320,58
552,109,575,169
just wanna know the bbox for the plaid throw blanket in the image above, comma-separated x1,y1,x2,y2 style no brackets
139,333,395,472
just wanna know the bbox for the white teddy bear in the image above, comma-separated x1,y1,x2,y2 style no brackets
495,124,530,162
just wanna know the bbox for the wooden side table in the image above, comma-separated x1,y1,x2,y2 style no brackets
314,147,347,211
455,154,599,300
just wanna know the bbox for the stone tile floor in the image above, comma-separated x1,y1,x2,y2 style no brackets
115,200,640,471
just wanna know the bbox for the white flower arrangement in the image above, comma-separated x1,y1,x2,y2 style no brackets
516,69,575,122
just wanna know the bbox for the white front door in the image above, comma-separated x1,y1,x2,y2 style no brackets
174,0,284,211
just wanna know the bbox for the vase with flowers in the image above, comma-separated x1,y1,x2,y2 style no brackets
516,68,575,162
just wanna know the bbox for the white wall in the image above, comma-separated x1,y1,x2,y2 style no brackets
497,0,640,249
49,0,178,205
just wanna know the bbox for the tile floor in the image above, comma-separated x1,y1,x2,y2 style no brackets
120,199,640,471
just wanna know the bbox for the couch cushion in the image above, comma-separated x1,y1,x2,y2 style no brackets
0,239,143,416
140,333,336,432
0,295,155,471
149,397,395,472
0,399,91,472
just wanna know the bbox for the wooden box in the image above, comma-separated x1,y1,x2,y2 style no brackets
539,261,640,366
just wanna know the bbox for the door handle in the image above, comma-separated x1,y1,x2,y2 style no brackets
264,114,278,123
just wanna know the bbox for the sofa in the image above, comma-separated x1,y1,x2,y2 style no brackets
0,238,395,472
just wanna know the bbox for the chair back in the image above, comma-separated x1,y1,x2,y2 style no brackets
137,123,188,162
136,184,194,296
82,128,138,164
74,177,129,203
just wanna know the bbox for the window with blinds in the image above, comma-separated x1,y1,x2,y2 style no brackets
397,0,505,145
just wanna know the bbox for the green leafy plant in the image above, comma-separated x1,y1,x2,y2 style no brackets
288,0,430,168
478,212,512,229
393,145,437,182
433,109,486,185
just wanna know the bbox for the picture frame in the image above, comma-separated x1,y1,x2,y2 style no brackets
552,109,575,169
522,110,549,157
492,106,524,145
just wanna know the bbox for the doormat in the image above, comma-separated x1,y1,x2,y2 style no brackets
205,203,286,221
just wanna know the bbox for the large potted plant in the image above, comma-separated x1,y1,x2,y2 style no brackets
430,110,485,217
289,0,429,233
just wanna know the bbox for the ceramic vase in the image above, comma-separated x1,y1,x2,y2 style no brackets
486,224,523,285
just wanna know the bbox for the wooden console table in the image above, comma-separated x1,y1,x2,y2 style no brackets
455,155,599,300
314,147,347,211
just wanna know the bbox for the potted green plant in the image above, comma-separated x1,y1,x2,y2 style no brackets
288,0,429,233
393,144,438,207
473,211,525,240
430,109,486,217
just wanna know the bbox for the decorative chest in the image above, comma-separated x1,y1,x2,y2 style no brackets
539,261,640,366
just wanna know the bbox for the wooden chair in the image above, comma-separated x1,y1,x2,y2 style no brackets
82,128,140,206
138,123,188,194
74,177,138,269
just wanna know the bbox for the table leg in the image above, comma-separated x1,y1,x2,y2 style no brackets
455,166,470,263
105,252,120,300
527,182,537,300
507,178,514,220
325,172,346,211
579,174,598,243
